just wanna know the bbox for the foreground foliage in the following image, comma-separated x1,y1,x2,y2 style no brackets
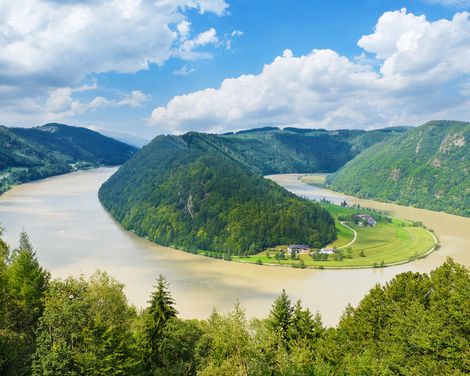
0,232,469,375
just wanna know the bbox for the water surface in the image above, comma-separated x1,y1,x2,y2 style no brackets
0,168,468,326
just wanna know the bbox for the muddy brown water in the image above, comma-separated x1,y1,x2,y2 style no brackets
0,168,468,326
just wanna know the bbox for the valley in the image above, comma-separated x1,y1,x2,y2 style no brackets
0,123,137,194
1,167,468,327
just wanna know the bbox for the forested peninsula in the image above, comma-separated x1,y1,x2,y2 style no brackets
99,132,337,256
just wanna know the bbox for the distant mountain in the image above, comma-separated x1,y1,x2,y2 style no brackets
328,121,470,217
192,126,409,175
100,130,150,148
99,132,337,256
0,123,137,194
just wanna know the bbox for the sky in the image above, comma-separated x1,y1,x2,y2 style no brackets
1,0,470,139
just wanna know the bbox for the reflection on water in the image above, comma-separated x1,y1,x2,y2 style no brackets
0,168,469,326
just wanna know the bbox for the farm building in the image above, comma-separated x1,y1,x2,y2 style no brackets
356,214,377,226
287,244,310,255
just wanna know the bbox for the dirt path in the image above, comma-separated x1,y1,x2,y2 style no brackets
337,221,357,249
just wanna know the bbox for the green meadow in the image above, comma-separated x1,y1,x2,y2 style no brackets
232,202,437,269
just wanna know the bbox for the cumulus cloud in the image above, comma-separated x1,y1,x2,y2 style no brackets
1,86,149,126
150,9,470,133
181,28,220,52
0,0,228,125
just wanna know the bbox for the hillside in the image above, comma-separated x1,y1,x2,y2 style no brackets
98,132,337,256
328,121,470,217
216,126,409,175
0,123,137,194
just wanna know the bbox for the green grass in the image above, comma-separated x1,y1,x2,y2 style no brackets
232,202,437,269
328,220,354,249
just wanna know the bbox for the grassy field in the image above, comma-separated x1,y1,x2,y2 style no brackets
232,202,437,269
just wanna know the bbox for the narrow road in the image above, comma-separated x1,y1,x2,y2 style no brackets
337,221,357,249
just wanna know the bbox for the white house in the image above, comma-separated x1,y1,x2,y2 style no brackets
319,248,335,255
287,244,310,255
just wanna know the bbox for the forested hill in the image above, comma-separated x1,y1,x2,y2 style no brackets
210,126,409,175
328,121,470,217
99,132,337,256
0,123,137,194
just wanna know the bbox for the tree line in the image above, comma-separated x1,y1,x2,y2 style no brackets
1,230,469,375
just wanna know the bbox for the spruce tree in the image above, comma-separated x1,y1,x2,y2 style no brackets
289,300,325,346
5,231,50,375
144,275,178,372
268,289,293,345
8,232,50,332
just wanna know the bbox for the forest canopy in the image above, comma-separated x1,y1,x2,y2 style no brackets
0,231,469,375
328,121,470,217
99,133,337,256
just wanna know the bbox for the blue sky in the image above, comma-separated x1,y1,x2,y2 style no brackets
1,0,469,139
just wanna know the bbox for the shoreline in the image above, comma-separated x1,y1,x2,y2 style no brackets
102,174,439,271
0,164,117,198
2,168,444,271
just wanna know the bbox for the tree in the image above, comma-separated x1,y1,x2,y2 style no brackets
3,232,50,375
0,227,13,375
33,273,138,376
268,290,293,345
8,232,50,332
32,276,90,375
197,304,255,376
289,300,324,344
154,318,202,376
142,275,178,373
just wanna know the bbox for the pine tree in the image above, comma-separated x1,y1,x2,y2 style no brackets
268,289,293,345
8,232,50,332
289,300,325,348
5,231,50,375
144,275,178,372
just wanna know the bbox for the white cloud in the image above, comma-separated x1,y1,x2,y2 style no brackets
181,28,220,52
0,0,228,125
173,65,197,76
177,20,192,40
423,0,470,7
150,9,470,133
1,86,149,126
167,0,229,15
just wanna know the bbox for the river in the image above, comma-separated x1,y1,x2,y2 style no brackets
0,168,469,326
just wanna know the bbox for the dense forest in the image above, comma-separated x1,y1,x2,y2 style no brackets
99,133,337,256
196,126,409,175
328,121,470,217
0,123,137,194
0,231,468,375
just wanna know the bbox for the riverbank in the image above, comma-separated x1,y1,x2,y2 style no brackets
231,200,437,269
1,168,469,326
0,163,115,196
